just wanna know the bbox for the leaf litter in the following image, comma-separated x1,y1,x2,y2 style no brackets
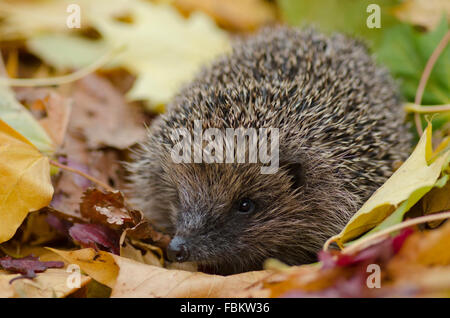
0,0,448,298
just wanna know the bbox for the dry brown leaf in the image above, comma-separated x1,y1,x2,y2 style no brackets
174,0,277,31
70,74,146,150
421,181,450,227
79,188,171,248
120,240,163,267
389,221,450,269
37,92,71,148
80,188,134,229
110,255,272,297
392,0,450,30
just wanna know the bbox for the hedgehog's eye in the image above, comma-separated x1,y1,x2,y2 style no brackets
237,198,255,214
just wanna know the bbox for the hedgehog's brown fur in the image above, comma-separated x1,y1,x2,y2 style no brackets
127,27,411,274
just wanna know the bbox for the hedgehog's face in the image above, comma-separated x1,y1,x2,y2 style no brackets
163,160,316,274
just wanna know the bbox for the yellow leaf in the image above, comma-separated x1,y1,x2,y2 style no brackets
327,124,450,247
0,119,53,243
0,269,91,298
49,248,119,289
90,0,231,110
18,0,231,111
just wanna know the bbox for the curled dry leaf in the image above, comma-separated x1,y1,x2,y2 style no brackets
69,223,120,255
80,188,134,229
79,188,171,249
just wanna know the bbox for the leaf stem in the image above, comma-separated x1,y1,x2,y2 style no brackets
332,211,450,255
0,46,123,87
49,159,115,192
405,103,450,114
414,30,450,136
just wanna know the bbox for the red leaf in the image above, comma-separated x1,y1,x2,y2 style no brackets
0,255,64,283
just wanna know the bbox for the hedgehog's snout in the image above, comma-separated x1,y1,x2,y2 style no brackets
167,236,190,262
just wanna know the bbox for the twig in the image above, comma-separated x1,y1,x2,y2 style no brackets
405,103,450,114
336,211,450,255
49,159,115,192
0,46,122,87
414,30,450,136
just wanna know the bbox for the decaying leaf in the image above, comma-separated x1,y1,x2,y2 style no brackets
79,188,171,248
69,223,120,255
80,188,134,229
0,119,54,243
0,255,64,282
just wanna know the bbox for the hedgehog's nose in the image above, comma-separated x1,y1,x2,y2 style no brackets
167,236,189,262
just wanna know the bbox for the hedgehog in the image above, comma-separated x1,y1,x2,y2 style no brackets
127,27,411,274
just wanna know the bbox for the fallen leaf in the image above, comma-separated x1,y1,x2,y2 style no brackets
376,17,450,106
174,0,277,31
110,254,271,298
327,124,450,247
70,75,146,150
0,255,64,282
37,92,72,148
79,188,134,229
23,0,231,111
69,223,121,255
0,119,54,243
0,84,54,154
49,248,118,289
392,0,450,30
0,268,91,298
120,240,163,267
390,221,450,268
78,188,171,249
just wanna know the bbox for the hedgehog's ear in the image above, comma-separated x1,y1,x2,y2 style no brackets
282,161,306,190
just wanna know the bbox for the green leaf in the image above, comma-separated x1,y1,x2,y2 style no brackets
27,34,109,71
277,0,401,49
375,17,450,105
0,85,54,154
